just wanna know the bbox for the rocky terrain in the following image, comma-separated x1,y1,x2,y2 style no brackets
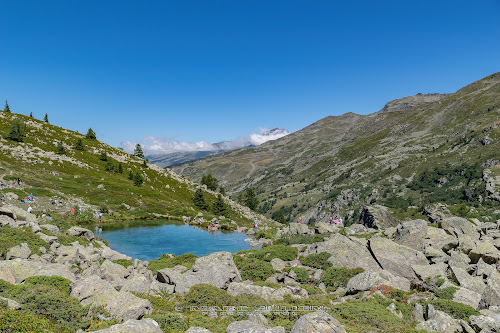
2,198,500,332
172,73,499,226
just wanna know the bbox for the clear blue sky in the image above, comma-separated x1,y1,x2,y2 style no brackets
1,0,499,148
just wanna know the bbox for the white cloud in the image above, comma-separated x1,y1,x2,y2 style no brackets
121,128,290,155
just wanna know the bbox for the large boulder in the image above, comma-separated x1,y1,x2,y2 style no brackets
40,224,60,234
0,215,15,227
452,287,482,309
481,272,500,307
121,274,152,294
393,220,428,251
159,252,242,294
5,205,36,223
100,260,129,288
101,246,132,261
308,234,380,271
6,243,31,260
440,217,479,239
93,318,163,332
468,241,500,264
287,223,310,235
70,275,119,307
227,282,293,302
449,266,486,294
0,296,21,310
469,314,500,332
345,270,410,295
424,227,458,253
359,205,400,230
369,237,429,280
104,291,152,321
226,320,284,333
416,304,462,333
290,311,346,333
411,263,447,281
186,328,212,333
0,206,15,219
66,226,95,241
0,259,75,284
315,222,342,234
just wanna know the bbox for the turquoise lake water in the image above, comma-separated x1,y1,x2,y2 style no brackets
98,220,254,261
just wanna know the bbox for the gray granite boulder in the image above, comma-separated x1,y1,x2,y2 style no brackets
186,328,213,333
6,243,31,260
66,226,95,241
0,259,75,284
440,217,479,239
393,220,428,251
93,318,162,332
360,205,400,230
308,234,380,271
369,237,428,280
346,270,410,295
291,311,346,333
226,320,284,333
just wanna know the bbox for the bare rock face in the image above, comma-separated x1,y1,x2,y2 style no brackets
379,93,449,113
346,270,410,295
360,205,400,230
291,311,346,333
92,319,163,332
6,243,31,260
308,233,380,271
156,252,242,294
369,237,429,280
393,220,428,251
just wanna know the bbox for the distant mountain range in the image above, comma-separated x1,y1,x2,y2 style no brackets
147,128,290,168
171,73,500,224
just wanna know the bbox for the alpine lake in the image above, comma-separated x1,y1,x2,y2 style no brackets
97,220,255,261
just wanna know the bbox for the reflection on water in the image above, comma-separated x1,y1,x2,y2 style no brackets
98,220,254,261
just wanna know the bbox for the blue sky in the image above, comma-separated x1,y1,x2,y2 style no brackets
1,1,499,152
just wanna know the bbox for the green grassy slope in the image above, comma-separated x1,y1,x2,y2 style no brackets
172,73,500,223
0,112,270,226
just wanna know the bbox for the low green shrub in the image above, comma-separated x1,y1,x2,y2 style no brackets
0,308,54,333
301,284,324,295
434,287,458,300
430,299,480,321
323,267,364,290
299,252,332,269
0,226,46,258
250,245,298,262
112,259,133,269
147,313,188,331
24,276,72,296
235,258,275,281
285,267,309,283
275,234,316,245
148,253,198,274
183,284,233,307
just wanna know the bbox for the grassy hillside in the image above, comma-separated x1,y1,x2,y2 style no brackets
0,112,272,227
172,73,500,224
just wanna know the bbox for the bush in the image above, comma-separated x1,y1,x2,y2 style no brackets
0,226,46,259
183,284,233,307
112,259,133,269
0,308,53,333
235,258,275,281
434,287,458,300
146,313,188,331
285,267,309,283
24,276,72,296
323,267,364,290
301,284,324,295
430,299,480,320
251,245,298,262
300,252,332,270
148,253,198,274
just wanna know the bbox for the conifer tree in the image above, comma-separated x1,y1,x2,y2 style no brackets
86,128,96,140
29,112,33,118
4,100,11,113
43,113,49,123
193,189,208,210
212,194,228,216
201,174,218,191
243,188,258,211
74,138,85,151
117,163,123,174
133,172,143,186
6,118,26,142
99,151,108,161
56,141,66,155
219,187,226,196
128,170,134,180
272,210,286,224
134,144,144,158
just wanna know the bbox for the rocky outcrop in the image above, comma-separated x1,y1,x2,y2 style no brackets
359,205,400,230
66,226,95,241
369,237,428,280
93,318,163,332
393,220,428,251
440,217,479,239
157,252,242,294
308,234,380,271
0,259,75,284
290,311,346,333
345,270,410,295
